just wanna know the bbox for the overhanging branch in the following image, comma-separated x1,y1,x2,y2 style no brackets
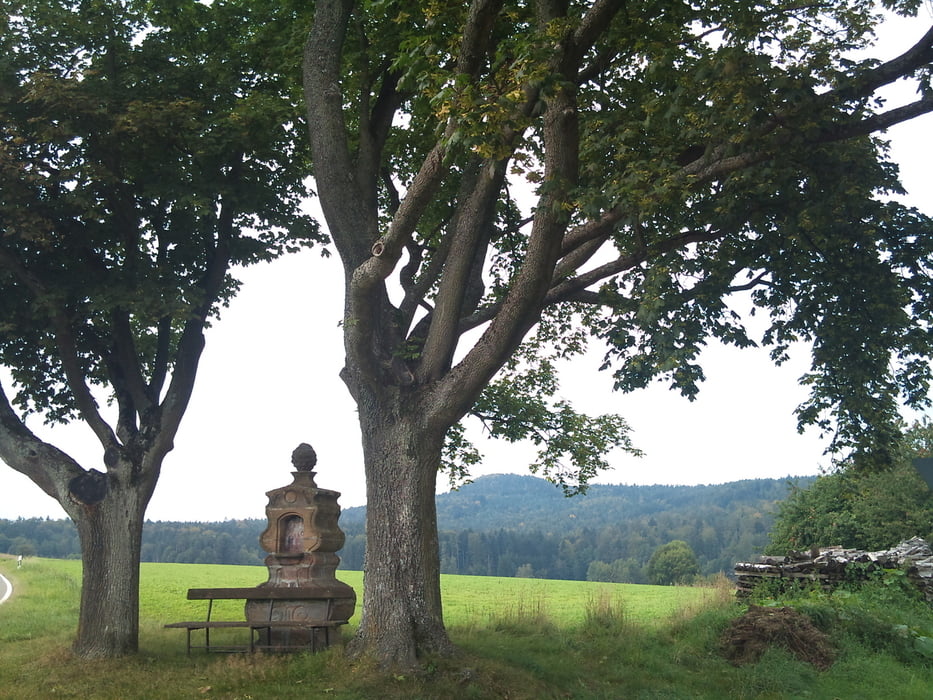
0,380,83,501
547,227,728,304
831,23,933,103
817,95,933,142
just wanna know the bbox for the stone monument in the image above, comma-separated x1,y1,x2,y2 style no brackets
245,443,356,649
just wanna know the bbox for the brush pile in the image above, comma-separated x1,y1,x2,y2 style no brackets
720,605,836,669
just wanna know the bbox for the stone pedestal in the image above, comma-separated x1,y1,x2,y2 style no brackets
245,443,356,649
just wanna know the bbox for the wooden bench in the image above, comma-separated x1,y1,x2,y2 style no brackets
165,587,345,654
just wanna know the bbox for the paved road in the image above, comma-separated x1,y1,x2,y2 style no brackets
0,572,12,605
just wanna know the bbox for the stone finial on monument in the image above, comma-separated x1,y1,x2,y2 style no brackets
291,442,317,472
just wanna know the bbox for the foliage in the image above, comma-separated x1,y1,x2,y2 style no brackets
766,421,933,553
463,355,643,495
647,539,701,585
309,0,933,482
750,568,933,667
0,0,320,423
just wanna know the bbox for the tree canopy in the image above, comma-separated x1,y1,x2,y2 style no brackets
0,0,318,431
309,0,933,473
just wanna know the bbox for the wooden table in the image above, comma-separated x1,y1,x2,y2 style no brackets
165,587,343,654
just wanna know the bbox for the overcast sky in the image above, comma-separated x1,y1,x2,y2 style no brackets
2,13,932,522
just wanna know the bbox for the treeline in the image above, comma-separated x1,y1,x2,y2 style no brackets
139,520,267,566
0,517,267,566
0,517,80,560
341,475,795,581
0,474,809,581
416,474,801,581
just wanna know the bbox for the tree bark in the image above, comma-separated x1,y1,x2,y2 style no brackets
347,385,454,668
70,473,149,657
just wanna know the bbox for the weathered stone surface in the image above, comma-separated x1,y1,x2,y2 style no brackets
246,443,356,650
291,443,318,472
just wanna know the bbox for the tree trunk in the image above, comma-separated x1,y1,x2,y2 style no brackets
348,388,455,668
69,469,150,658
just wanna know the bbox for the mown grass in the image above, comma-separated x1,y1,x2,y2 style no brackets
1,554,932,699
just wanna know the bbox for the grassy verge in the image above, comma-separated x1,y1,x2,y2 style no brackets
1,556,931,699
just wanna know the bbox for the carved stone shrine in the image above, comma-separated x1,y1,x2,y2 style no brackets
245,443,356,650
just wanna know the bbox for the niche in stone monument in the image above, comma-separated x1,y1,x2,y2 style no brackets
281,515,304,554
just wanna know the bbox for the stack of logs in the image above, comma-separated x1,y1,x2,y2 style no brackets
734,536,933,602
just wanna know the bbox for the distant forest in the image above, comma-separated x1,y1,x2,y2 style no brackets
0,473,810,583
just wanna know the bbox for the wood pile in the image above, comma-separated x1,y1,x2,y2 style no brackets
734,536,933,601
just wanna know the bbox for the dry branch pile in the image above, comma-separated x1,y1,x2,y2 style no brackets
734,537,933,601
720,605,836,669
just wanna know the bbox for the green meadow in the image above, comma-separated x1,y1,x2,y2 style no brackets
1,555,932,699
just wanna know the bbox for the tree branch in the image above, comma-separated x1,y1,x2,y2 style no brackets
571,0,626,62
417,159,508,382
430,0,583,418
398,220,453,333
0,246,118,449
156,191,234,453
0,379,83,502
357,63,403,198
678,23,933,185
726,271,771,294
110,309,155,414
366,0,507,288
830,23,933,103
304,0,376,266
150,231,173,398
546,227,727,304
817,94,933,142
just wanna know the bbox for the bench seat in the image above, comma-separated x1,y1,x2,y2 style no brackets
164,619,343,654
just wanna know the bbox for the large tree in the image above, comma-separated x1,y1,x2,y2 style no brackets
0,0,318,657
303,0,933,667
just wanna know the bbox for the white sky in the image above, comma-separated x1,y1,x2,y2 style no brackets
1,12,932,522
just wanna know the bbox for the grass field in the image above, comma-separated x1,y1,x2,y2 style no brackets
1,554,932,699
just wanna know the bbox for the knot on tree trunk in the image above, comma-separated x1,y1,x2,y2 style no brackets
68,468,109,506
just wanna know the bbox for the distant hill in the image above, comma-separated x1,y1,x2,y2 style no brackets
339,473,814,580
0,473,813,582
341,472,811,529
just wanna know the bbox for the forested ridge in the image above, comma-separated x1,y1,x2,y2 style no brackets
1,474,808,582
428,474,808,581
